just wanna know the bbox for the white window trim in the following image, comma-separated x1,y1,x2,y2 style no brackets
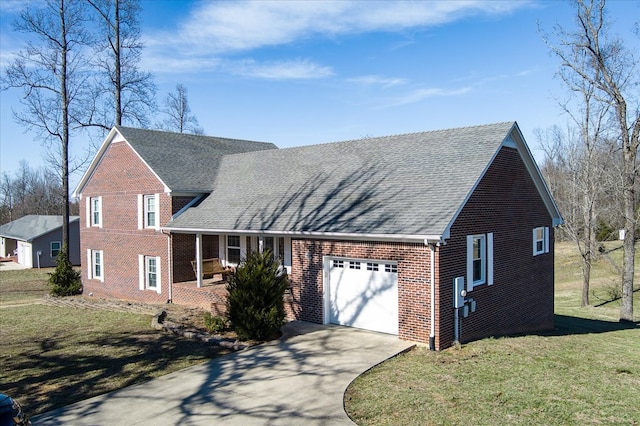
533,227,550,256
227,235,242,266
258,236,281,261
139,254,161,293
88,249,104,282
50,241,61,258
87,196,102,228
219,235,247,267
138,194,160,230
466,233,493,292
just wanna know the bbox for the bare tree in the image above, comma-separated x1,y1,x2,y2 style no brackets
0,162,75,225
544,0,639,321
538,120,611,307
3,0,91,256
160,83,204,134
87,0,155,129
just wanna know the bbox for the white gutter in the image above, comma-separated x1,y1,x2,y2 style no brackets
429,243,436,351
164,229,173,303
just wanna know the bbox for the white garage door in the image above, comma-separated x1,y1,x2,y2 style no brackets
326,258,398,335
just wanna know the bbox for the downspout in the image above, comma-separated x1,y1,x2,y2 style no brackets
429,243,436,351
163,229,173,304
167,231,173,303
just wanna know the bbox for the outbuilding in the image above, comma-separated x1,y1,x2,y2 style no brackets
0,215,80,268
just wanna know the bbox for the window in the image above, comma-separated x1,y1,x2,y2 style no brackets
263,236,275,254
472,235,486,285
333,260,344,268
50,241,61,258
466,233,493,291
385,263,398,273
533,227,550,256
88,249,104,281
89,197,102,227
367,262,379,271
227,235,241,264
146,256,158,289
139,255,161,293
144,195,157,228
349,261,361,270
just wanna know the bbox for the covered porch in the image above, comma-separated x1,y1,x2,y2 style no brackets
170,231,293,289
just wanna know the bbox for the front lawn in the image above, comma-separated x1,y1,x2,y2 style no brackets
0,269,233,416
345,242,640,425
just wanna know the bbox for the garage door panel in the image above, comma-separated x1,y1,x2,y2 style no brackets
328,258,398,335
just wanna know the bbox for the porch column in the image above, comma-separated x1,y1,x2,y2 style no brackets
195,232,203,288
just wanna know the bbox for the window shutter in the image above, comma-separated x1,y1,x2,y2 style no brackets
219,236,226,265
137,194,143,229
98,250,104,282
240,236,247,261
466,235,474,292
487,232,494,285
87,249,92,279
544,227,550,254
154,194,160,230
138,255,145,290
85,198,90,228
155,256,162,293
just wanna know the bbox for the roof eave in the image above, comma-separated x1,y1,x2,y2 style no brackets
162,226,443,244
439,122,563,240
73,127,120,198
73,127,172,198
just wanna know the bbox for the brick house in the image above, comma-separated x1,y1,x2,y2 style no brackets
74,122,562,350
73,127,276,305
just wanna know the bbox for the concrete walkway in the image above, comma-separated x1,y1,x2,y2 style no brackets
33,321,415,425
0,260,29,270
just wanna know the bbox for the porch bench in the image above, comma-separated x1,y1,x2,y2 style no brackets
191,258,233,281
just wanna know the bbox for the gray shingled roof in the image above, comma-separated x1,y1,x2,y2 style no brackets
168,122,519,238
0,215,80,241
116,127,277,192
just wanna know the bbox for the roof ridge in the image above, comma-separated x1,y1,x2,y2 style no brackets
116,126,274,146
221,121,516,157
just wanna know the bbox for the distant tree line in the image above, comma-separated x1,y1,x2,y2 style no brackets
0,162,79,226
1,0,202,247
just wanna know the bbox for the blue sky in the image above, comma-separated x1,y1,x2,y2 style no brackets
1,0,638,184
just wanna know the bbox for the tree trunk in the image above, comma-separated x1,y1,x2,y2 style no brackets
114,0,122,126
581,255,591,307
59,0,70,255
620,147,636,322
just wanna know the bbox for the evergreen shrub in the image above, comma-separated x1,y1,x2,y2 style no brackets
226,250,288,340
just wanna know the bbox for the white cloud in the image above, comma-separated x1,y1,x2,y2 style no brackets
348,75,408,88
143,0,534,76
390,86,471,106
227,58,334,80
0,0,36,14
162,0,533,54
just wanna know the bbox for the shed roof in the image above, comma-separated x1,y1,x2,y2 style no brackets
0,215,80,242
167,122,560,241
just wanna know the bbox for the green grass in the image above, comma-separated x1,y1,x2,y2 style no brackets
0,271,231,416
0,267,53,302
345,241,640,425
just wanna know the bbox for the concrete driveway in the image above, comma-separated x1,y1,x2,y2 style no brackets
33,321,414,425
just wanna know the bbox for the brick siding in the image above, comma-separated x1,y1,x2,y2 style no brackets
80,140,554,351
437,147,555,349
80,140,171,304
287,239,434,343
